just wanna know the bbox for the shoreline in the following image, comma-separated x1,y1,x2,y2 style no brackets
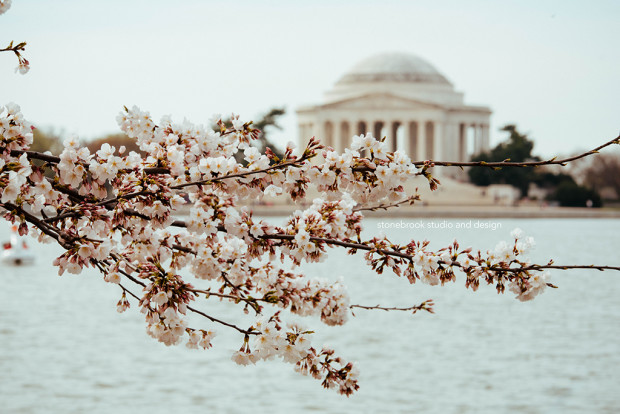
248,204,620,219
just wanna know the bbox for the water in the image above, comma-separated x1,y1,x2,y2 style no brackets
1,218,619,413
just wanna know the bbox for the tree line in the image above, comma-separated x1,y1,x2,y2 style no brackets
468,125,618,207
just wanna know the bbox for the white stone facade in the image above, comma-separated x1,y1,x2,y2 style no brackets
297,53,491,177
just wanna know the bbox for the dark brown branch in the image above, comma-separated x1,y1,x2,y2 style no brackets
186,305,257,335
10,149,61,164
258,233,620,273
353,195,420,212
119,283,141,301
488,264,620,272
408,135,620,169
1,202,65,245
190,289,246,301
169,151,314,190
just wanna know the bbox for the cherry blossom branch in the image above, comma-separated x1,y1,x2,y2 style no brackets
487,264,620,272
191,287,424,316
353,195,420,212
105,258,258,333
171,147,317,190
98,260,257,337
186,305,257,335
10,150,61,164
0,40,30,74
255,232,620,273
119,283,141,301
1,202,64,244
409,135,620,168
140,217,620,274
0,202,261,336
350,299,434,314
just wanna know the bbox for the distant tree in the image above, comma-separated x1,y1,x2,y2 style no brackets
86,133,144,155
553,181,602,207
253,107,286,155
30,128,63,154
468,125,539,197
532,171,575,189
581,153,620,200
218,107,286,163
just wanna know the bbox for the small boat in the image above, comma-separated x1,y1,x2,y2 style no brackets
1,225,35,266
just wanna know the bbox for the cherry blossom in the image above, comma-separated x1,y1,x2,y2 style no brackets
2,101,620,395
0,0,11,16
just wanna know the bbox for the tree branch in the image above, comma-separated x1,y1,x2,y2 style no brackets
350,300,434,314
409,135,620,168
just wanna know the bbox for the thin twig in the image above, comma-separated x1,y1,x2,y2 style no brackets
353,195,420,212
186,305,257,335
350,300,434,313
410,135,620,168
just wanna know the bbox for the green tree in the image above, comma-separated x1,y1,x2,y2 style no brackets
468,125,539,197
217,107,286,163
553,181,602,207
253,107,286,156
532,171,575,189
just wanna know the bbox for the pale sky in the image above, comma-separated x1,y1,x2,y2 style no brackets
1,0,618,158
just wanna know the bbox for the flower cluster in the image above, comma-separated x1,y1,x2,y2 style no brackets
232,315,359,396
1,38,30,75
0,103,563,396
361,227,548,301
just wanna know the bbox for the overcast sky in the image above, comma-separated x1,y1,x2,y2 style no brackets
1,0,618,158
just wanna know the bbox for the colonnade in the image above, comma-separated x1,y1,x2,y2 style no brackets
299,119,490,162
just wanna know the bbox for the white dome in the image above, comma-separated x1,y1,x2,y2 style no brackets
324,52,460,105
336,52,451,86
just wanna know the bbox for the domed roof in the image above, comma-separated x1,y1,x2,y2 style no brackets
336,52,451,86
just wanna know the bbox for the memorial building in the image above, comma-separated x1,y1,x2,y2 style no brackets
297,52,491,176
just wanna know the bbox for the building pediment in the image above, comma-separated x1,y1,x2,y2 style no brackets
318,92,444,111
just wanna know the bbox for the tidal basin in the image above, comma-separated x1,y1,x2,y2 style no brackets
1,218,619,413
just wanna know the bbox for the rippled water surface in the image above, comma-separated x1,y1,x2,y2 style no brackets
1,218,619,413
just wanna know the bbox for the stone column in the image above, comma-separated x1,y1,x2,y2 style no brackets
434,121,443,161
390,121,400,152
355,121,367,156
473,124,482,155
481,124,490,152
408,121,418,159
459,123,467,162
324,121,334,149
340,121,351,152
373,121,384,140
444,122,458,161
357,121,366,135
452,122,461,161
418,120,427,160
425,121,435,160
335,120,342,153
